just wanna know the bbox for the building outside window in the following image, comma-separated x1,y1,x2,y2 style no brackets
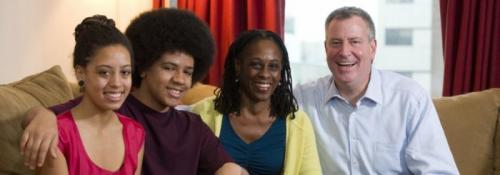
387,0,414,3
385,28,413,45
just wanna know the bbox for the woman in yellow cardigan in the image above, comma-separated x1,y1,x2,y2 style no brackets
192,30,321,175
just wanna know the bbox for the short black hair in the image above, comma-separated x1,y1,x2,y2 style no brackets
325,6,376,40
214,29,298,119
73,15,133,68
125,8,215,88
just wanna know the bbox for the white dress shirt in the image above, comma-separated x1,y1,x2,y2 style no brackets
294,68,459,175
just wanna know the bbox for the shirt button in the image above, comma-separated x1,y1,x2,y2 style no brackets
353,159,358,166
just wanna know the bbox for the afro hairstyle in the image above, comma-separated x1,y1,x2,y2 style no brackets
125,8,215,87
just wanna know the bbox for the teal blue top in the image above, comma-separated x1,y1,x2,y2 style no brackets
220,115,286,175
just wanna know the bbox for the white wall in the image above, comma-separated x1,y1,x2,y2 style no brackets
0,0,151,84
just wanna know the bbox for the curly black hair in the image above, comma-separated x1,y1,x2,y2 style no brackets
73,15,133,68
214,30,298,119
125,8,215,88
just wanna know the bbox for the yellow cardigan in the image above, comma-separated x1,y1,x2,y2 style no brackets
191,97,322,175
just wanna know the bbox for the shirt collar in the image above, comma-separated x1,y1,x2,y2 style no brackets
363,67,382,104
325,76,341,104
325,67,382,105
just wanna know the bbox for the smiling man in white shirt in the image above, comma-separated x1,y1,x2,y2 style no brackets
294,6,459,175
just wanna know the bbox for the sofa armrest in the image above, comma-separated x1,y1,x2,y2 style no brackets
181,83,218,105
434,88,500,175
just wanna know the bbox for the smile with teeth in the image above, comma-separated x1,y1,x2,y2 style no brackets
104,91,123,101
167,88,182,98
255,82,271,91
336,61,357,67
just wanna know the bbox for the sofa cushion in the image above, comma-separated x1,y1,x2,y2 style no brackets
0,65,74,174
434,88,500,175
181,83,217,105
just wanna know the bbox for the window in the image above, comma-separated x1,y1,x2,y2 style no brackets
285,0,444,96
387,0,414,3
385,28,413,45
394,71,413,78
285,17,295,34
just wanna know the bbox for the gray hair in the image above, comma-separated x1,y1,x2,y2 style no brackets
325,6,376,40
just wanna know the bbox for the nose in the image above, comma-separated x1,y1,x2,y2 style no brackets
257,66,272,79
172,70,186,84
339,42,351,57
108,73,121,87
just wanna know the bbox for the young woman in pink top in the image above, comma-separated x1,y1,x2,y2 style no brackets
37,15,145,175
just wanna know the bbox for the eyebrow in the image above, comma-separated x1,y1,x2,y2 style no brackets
329,36,363,40
161,62,194,70
96,65,112,69
95,65,132,69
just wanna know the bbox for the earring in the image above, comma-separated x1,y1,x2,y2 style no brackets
235,78,239,83
278,82,282,86
78,80,85,92
78,80,85,87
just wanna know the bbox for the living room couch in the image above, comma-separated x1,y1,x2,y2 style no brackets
1,65,499,174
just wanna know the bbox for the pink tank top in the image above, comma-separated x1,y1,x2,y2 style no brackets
57,111,145,175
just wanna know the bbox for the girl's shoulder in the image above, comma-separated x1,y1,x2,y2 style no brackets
116,112,144,132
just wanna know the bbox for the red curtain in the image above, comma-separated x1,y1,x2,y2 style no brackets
153,0,167,9
440,0,500,96
178,0,285,86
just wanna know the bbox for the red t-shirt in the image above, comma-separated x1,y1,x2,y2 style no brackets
57,111,145,175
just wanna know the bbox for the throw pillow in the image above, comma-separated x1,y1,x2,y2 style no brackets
0,65,74,174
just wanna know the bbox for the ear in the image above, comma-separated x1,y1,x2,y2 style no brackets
324,40,327,53
74,65,86,81
369,39,377,63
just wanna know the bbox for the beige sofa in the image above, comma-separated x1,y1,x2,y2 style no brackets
1,65,499,174
435,88,500,174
